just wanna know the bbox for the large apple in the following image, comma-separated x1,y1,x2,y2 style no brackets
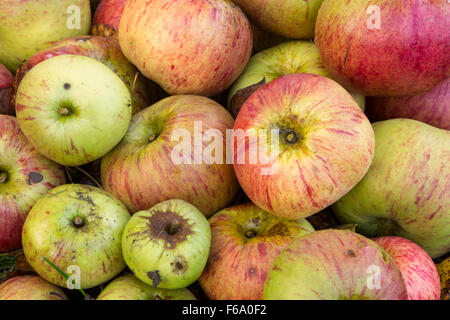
15,54,132,167
92,0,126,37
14,35,153,115
231,0,324,39
0,0,91,72
0,275,67,300
22,184,130,289
118,0,253,97
374,236,440,300
101,95,239,217
228,41,365,118
198,203,314,300
233,74,375,220
366,78,449,130
0,115,65,252
97,274,196,300
264,229,408,300
332,119,449,258
122,199,211,290
315,0,450,96
0,64,14,115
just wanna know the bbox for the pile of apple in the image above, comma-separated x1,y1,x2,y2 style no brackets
0,0,448,301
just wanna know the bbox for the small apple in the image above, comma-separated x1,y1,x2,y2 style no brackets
14,35,154,115
118,0,253,96
264,229,408,300
0,115,65,252
233,73,374,220
101,95,239,217
16,54,132,167
332,119,450,258
97,274,196,300
366,78,449,130
374,236,440,300
315,0,450,96
92,0,127,37
22,184,131,289
198,203,314,300
228,41,365,117
122,199,211,290
0,63,14,115
0,0,91,72
231,0,324,39
0,275,67,300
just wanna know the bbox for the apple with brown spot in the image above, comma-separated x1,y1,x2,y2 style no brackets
92,0,127,37
198,203,314,300
0,275,67,300
0,115,65,252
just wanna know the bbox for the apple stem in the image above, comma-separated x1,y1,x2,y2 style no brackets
148,134,157,143
0,172,7,183
58,107,71,116
245,230,257,238
73,216,84,227
283,129,299,144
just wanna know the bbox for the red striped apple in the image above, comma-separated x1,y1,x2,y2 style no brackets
333,119,450,258
374,236,441,300
92,0,126,37
198,203,314,300
264,229,408,300
315,0,450,96
0,115,65,252
233,73,375,220
0,63,14,115
366,78,449,130
0,275,67,300
118,0,253,96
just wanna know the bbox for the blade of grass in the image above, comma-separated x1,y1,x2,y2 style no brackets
43,256,87,297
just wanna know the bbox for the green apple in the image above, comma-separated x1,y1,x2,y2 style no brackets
0,0,91,72
0,275,68,300
22,184,131,289
97,274,196,300
122,199,211,290
228,41,365,117
333,119,450,258
15,54,132,166
264,229,408,300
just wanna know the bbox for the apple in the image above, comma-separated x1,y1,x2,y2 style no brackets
373,236,440,300
118,0,253,97
14,35,153,115
101,95,239,217
0,115,65,252
233,73,375,220
92,0,126,38
0,0,91,72
228,41,365,118
122,199,211,290
0,63,14,115
0,275,67,300
264,229,408,300
437,257,449,300
15,54,132,167
366,78,449,130
198,203,314,300
231,0,324,39
332,119,449,259
97,274,196,300
315,0,450,97
22,184,131,289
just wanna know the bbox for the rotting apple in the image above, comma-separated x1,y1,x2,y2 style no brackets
97,274,196,300
122,199,211,290
264,229,408,300
118,0,253,97
315,0,450,96
15,54,132,167
0,0,91,72
366,78,449,130
0,275,67,300
0,64,14,115
101,95,239,217
231,0,324,39
198,203,314,300
233,73,375,220
22,184,131,289
437,257,449,300
14,35,155,115
228,41,365,118
92,0,127,38
0,115,65,252
374,236,440,300
332,119,449,259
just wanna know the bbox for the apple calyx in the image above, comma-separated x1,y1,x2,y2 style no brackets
148,134,157,143
282,129,299,145
72,216,85,228
245,230,257,239
0,172,7,183
58,107,72,117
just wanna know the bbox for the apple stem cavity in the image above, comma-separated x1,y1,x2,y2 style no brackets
0,172,7,183
166,223,180,235
245,230,257,239
58,107,72,116
148,134,157,143
72,216,84,228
